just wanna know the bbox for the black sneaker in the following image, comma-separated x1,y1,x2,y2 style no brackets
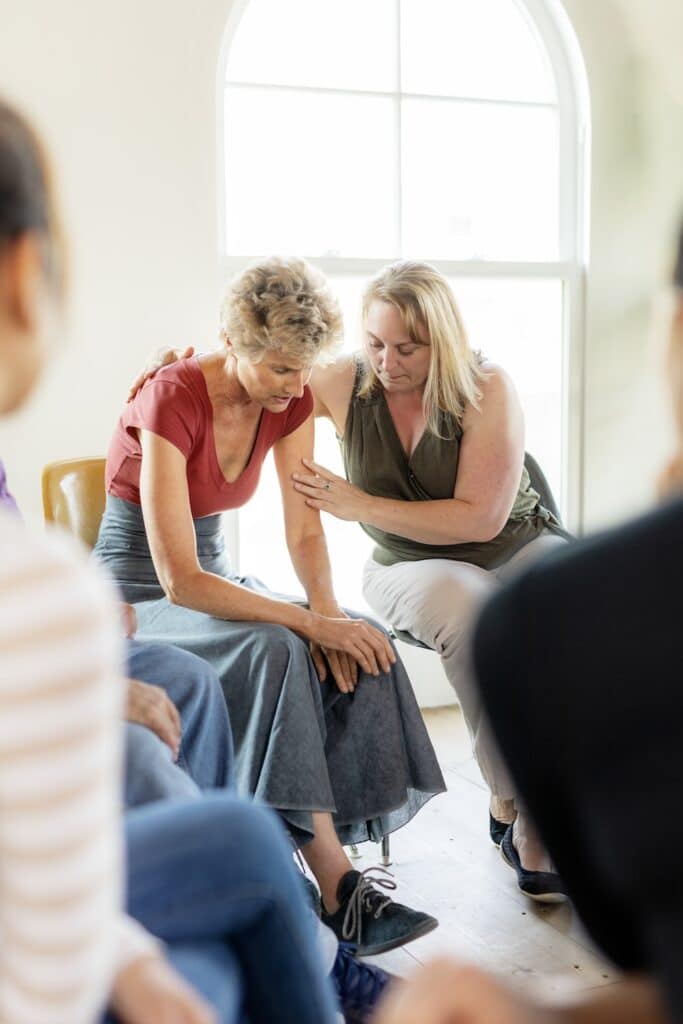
321,867,438,956
331,942,392,1023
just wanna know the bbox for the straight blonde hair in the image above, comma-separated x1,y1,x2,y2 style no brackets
360,261,485,437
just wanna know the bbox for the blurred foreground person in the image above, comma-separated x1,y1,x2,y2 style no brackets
0,98,341,1024
376,224,683,1024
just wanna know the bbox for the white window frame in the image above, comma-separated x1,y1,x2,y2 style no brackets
216,0,591,563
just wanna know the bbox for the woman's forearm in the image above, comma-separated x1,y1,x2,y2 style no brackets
167,566,317,637
363,493,506,545
293,457,512,544
287,532,340,612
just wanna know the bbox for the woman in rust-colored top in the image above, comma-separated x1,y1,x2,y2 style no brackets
95,257,445,958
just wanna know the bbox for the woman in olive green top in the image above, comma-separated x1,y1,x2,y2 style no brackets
293,261,568,900
131,260,567,899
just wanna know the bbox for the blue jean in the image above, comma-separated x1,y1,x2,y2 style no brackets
124,639,234,806
106,794,339,1024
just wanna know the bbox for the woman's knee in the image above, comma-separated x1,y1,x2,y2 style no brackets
180,652,223,706
397,568,495,653
124,724,199,807
247,622,309,669
187,793,292,868
162,644,217,688
128,640,211,689
125,722,172,773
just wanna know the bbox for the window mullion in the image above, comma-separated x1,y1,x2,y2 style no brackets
224,80,556,111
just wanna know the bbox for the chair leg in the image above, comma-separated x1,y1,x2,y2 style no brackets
381,834,392,867
349,844,362,859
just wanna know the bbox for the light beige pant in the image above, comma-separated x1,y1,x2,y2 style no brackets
362,534,566,801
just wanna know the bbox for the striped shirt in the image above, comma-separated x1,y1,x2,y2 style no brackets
0,509,157,1023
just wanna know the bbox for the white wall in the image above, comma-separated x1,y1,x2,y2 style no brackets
0,0,233,525
563,0,683,528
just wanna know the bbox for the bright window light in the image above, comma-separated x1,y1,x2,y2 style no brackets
225,89,398,257
402,100,559,260
400,0,557,103
222,0,587,608
226,0,397,92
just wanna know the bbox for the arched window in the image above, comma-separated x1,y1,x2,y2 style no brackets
220,0,590,611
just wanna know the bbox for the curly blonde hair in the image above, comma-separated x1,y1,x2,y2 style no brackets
360,261,485,435
221,257,343,364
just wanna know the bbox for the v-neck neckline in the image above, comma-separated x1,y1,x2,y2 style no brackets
379,388,429,467
193,356,266,488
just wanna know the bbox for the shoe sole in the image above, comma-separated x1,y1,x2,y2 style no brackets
500,844,568,904
523,890,568,905
357,916,439,957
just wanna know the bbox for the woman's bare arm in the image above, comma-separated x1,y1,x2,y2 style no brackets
297,366,525,545
139,430,317,633
273,415,395,689
273,414,340,612
138,430,395,674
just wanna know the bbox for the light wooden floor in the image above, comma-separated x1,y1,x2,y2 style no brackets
353,706,617,999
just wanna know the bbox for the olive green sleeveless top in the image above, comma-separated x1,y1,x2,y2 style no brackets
340,364,567,570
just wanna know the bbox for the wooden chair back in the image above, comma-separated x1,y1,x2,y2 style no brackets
41,457,106,549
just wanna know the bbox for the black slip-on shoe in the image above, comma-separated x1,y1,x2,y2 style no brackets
489,812,510,847
500,825,568,904
321,867,438,957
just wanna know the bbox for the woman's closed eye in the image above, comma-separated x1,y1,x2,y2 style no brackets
368,341,418,357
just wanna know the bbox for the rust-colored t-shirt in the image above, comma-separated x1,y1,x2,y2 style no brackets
105,357,313,518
